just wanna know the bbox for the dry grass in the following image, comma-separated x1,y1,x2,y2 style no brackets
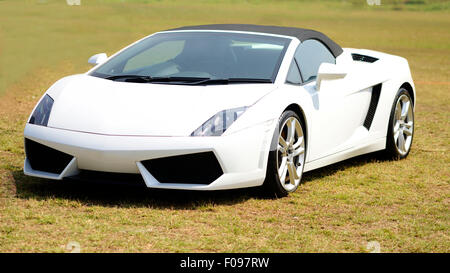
0,0,449,252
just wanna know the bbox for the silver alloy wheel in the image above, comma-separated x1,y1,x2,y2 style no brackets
393,94,414,155
276,117,305,192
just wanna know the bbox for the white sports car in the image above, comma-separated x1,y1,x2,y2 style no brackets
24,24,415,197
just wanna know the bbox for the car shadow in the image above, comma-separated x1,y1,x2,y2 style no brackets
11,170,259,210
11,152,385,209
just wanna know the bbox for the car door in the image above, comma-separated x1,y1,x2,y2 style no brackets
293,40,370,161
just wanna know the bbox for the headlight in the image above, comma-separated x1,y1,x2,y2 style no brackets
191,106,248,136
29,94,54,126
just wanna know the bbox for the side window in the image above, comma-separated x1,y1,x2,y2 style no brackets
295,39,335,82
286,60,302,85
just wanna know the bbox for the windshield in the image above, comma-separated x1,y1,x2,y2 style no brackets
89,32,291,83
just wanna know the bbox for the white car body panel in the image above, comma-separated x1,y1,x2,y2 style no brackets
47,75,277,136
24,29,415,190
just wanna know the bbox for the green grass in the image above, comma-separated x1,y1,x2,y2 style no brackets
0,0,449,252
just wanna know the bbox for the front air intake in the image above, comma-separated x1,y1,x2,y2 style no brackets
352,53,379,63
24,138,73,174
141,152,223,184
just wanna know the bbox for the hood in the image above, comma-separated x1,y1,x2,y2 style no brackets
46,74,276,136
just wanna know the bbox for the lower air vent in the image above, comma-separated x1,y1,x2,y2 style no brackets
363,83,382,130
25,138,73,174
352,53,379,63
141,152,223,184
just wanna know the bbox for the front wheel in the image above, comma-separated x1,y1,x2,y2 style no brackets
384,88,414,159
262,110,306,198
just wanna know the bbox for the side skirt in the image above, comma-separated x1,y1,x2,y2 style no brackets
303,137,386,172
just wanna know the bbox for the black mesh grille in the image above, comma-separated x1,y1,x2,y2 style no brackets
352,53,378,63
25,138,73,174
363,83,382,130
141,152,223,184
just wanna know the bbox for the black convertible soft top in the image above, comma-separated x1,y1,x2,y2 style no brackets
167,24,343,57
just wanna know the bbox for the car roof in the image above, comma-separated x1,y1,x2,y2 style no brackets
166,24,343,57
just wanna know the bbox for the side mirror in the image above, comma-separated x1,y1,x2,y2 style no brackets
316,62,347,91
88,53,108,66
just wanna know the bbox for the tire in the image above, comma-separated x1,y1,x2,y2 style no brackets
262,110,306,198
384,88,414,159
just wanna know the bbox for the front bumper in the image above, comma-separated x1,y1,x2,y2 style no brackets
23,121,275,190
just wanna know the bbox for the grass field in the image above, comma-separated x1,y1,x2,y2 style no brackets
0,0,449,252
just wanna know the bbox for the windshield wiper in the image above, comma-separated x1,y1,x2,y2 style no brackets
106,75,153,82
105,75,210,83
191,78,273,85
105,75,273,85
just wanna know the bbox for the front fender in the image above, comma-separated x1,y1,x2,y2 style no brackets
225,84,315,165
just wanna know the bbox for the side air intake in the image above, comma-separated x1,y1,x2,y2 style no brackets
141,152,223,184
363,83,382,130
24,138,73,174
352,53,379,63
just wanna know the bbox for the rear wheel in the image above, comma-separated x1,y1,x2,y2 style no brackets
384,88,414,159
263,110,306,197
